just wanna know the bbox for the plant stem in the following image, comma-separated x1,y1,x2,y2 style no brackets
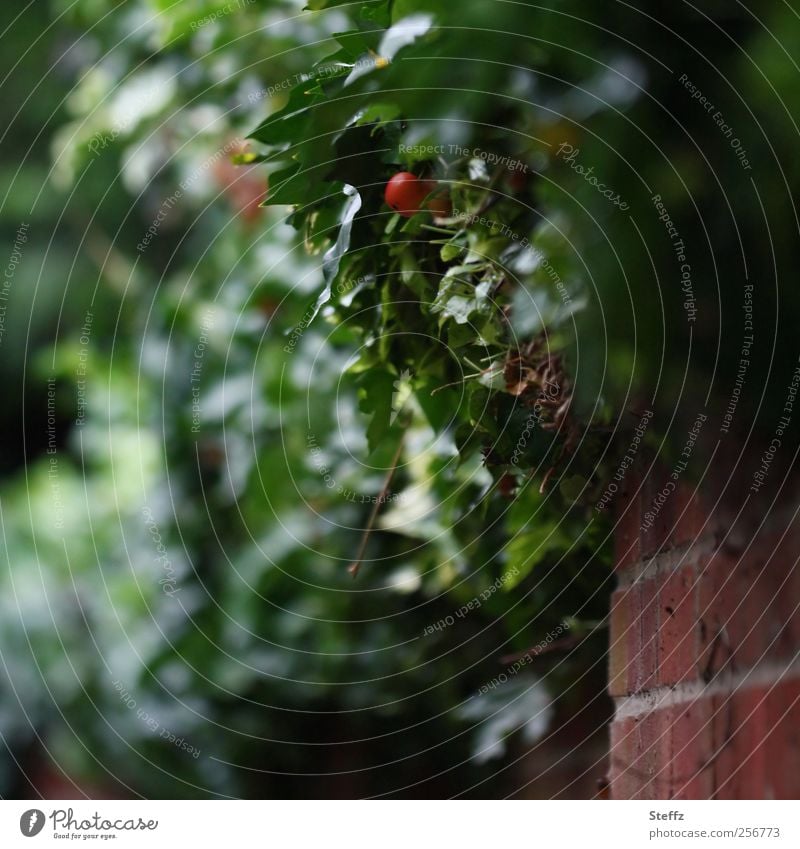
347,433,406,577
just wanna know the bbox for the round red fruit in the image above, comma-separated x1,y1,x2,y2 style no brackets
384,172,436,218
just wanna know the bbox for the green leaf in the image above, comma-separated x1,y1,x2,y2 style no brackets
265,163,341,207
415,378,459,432
327,122,388,189
249,83,324,147
358,369,396,453
440,240,465,262
305,0,369,10
432,276,494,325
333,29,379,58
352,102,402,127
468,386,491,424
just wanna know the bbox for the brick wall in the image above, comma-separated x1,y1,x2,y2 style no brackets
608,468,800,799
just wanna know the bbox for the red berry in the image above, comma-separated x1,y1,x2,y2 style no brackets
384,172,436,217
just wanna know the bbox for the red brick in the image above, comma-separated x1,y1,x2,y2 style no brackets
608,588,631,697
711,686,769,799
699,543,794,674
628,710,671,799
764,677,800,799
697,550,741,679
666,697,715,799
657,563,699,686
608,716,637,799
626,578,659,694
743,542,796,664
742,538,791,658
611,712,667,800
610,463,800,801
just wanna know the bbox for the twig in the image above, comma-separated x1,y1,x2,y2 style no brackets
539,465,556,494
475,165,506,215
430,373,482,395
347,434,406,577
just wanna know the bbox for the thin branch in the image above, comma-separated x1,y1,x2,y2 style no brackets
347,433,406,577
